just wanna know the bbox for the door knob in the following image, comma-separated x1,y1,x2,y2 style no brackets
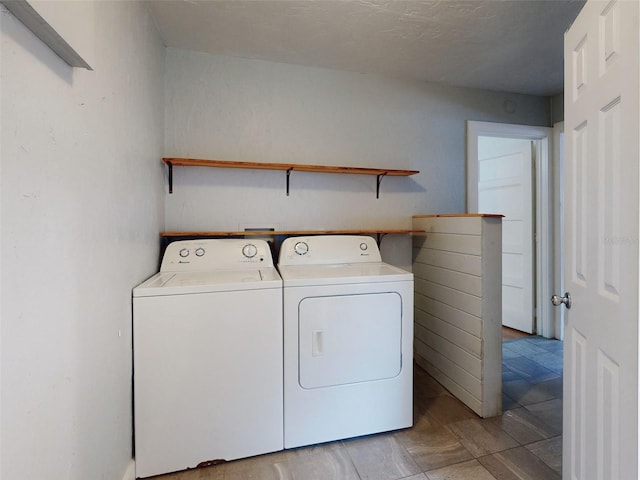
551,292,572,309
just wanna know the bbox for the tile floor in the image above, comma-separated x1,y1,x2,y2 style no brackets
152,336,563,480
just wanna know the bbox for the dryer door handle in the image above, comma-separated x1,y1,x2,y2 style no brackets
312,330,324,357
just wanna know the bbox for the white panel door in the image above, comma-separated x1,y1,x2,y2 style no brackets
563,1,639,479
478,137,534,333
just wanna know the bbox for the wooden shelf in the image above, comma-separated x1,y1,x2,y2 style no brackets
413,213,505,219
162,157,419,198
161,229,425,246
161,229,423,237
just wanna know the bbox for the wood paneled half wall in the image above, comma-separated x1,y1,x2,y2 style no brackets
412,214,503,418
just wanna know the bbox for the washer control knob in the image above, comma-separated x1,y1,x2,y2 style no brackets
294,241,309,256
242,244,258,258
179,248,190,258
360,242,368,251
195,248,205,257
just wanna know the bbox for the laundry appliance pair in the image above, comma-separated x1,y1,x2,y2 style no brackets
133,235,413,478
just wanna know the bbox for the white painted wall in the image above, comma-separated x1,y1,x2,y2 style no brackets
164,49,550,269
1,2,164,480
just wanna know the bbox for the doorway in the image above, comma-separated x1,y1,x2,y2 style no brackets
467,121,556,338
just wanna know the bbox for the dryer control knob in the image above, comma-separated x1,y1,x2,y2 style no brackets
294,241,309,255
179,248,190,258
242,244,258,258
360,242,368,251
195,248,205,257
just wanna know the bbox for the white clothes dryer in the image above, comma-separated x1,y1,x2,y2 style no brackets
278,235,413,449
133,239,283,478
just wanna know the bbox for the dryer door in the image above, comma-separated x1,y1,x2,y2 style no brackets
298,292,402,389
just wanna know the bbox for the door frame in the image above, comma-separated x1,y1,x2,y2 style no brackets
466,120,555,338
552,122,564,340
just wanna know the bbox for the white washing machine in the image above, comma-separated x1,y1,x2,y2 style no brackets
133,239,283,478
278,235,413,449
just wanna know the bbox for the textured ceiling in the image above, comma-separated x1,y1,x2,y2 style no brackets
146,0,585,96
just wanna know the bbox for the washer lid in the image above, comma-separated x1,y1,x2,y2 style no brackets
277,262,412,287
133,267,282,297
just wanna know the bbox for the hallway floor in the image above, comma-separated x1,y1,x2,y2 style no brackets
152,336,563,480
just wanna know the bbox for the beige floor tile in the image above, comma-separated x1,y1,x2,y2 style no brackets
285,440,343,459
410,401,446,432
489,407,558,445
152,464,224,480
414,371,448,401
395,420,474,472
420,394,477,426
224,452,291,480
525,436,562,474
532,375,563,399
446,418,519,457
286,446,359,480
479,446,561,480
523,399,562,436
425,459,498,480
344,434,421,480
503,379,557,406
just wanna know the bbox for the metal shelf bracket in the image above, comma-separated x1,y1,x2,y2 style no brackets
286,168,293,196
376,232,388,246
376,173,387,199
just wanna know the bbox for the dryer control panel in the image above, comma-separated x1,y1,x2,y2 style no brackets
278,235,382,266
161,239,273,272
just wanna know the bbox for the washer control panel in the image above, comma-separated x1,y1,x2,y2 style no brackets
161,239,273,272
278,235,382,266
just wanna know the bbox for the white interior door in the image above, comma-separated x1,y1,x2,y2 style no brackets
562,1,639,478
477,137,534,333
